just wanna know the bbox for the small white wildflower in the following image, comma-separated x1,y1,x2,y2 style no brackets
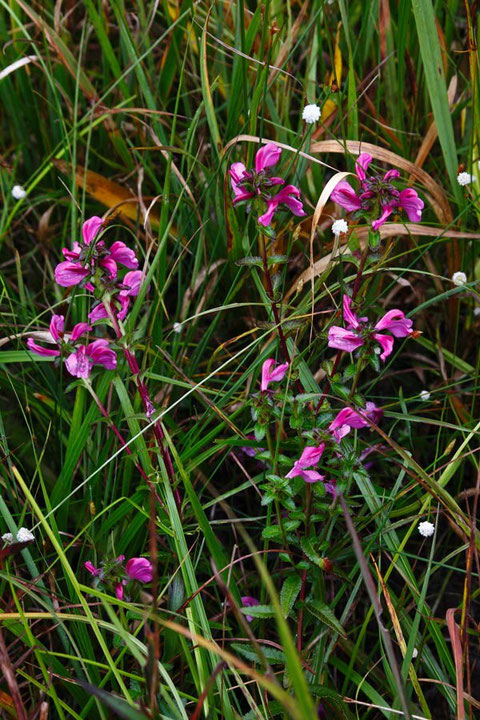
173,322,183,334
12,184,27,200
302,104,321,124
457,172,475,186
412,648,418,659
474,307,480,317
16,527,34,543
451,271,467,287
374,346,382,355
419,390,430,402
1,532,14,545
418,520,435,538
331,219,348,236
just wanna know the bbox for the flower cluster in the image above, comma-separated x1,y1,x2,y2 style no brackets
27,216,145,379
328,294,414,362
331,153,424,230
85,555,152,600
2,527,35,545
230,143,306,227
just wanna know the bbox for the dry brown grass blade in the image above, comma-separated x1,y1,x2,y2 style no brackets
52,160,161,228
413,75,457,173
309,139,453,223
286,222,480,301
222,134,339,173
446,608,465,720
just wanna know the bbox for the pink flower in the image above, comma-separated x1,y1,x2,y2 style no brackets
286,443,325,483
89,271,145,324
329,402,383,442
114,583,124,600
327,295,413,361
65,339,117,379
125,557,153,583
331,152,424,230
241,596,260,622
84,561,100,576
260,359,289,392
55,216,138,288
229,143,306,226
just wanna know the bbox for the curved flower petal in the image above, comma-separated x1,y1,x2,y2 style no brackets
65,346,91,378
109,241,139,270
27,338,60,357
86,339,117,370
371,205,394,231
299,469,325,483
295,444,325,468
327,326,364,353
62,241,82,260
257,201,278,227
397,188,424,222
271,184,306,217
373,332,394,361
122,270,144,297
88,303,109,323
383,168,401,181
50,314,64,342
330,181,362,212
82,216,104,246
374,309,413,337
260,359,289,392
70,322,92,342
125,557,152,583
355,153,373,181
343,295,360,329
55,261,90,287
255,143,281,173
114,583,124,600
100,257,118,279
84,561,99,576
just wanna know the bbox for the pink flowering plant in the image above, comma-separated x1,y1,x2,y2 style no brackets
85,555,152,601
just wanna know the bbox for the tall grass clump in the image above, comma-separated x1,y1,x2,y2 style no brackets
0,1,480,718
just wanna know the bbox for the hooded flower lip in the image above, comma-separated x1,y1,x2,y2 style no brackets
327,294,413,362
329,402,383,442
286,443,325,483
241,596,260,622
330,152,424,230
89,270,145,324
260,359,289,393
125,557,153,583
229,143,306,227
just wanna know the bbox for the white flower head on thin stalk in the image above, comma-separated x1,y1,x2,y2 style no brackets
12,184,27,200
451,271,467,287
302,104,321,124
17,527,35,543
331,219,348,236
419,390,430,402
457,172,475,186
173,322,183,334
1,532,14,545
418,521,435,538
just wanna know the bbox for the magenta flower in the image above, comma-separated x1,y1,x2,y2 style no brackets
229,143,306,227
286,443,325,483
55,216,138,288
89,270,145,323
260,359,289,392
84,561,100,576
241,595,260,622
329,402,383,442
27,313,117,379
331,153,424,230
125,557,153,583
327,295,413,361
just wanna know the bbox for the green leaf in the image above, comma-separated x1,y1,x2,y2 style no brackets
267,254,289,266
239,604,275,618
235,256,263,267
305,600,346,638
231,643,285,665
280,575,302,618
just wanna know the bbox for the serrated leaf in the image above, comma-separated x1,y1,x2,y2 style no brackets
306,600,346,638
262,525,283,540
232,643,286,665
239,604,275,618
280,575,302,618
300,537,328,569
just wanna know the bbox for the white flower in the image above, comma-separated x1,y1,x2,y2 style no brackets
451,271,467,287
457,172,475,186
12,184,27,200
1,532,14,545
17,527,34,543
474,307,480,317
419,390,430,402
302,104,321,124
412,648,418,659
374,346,382,355
331,219,348,236
418,520,435,538
173,322,183,334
